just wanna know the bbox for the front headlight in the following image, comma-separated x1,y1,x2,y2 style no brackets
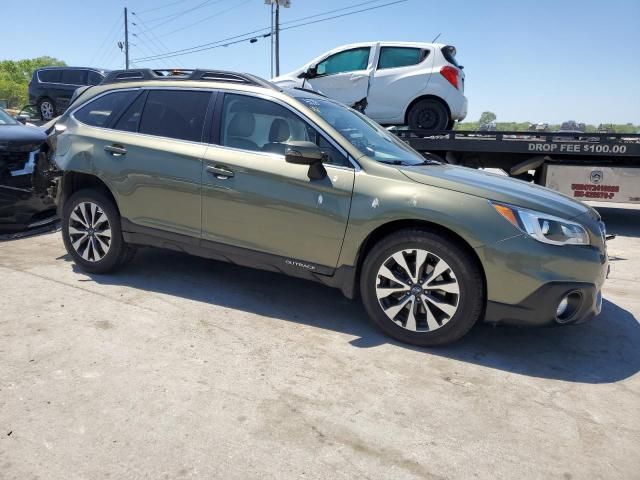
491,202,590,246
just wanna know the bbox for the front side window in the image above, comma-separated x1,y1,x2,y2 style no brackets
220,93,348,166
377,47,426,69
295,95,427,166
74,90,134,127
138,90,210,142
61,69,86,85
316,47,370,76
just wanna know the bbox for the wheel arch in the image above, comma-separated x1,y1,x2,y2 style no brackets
351,219,486,300
404,94,451,126
59,171,120,215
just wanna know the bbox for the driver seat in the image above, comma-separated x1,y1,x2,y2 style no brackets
262,118,291,155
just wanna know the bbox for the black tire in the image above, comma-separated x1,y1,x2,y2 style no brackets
360,229,484,347
62,188,132,274
407,99,450,131
38,97,56,121
446,119,455,130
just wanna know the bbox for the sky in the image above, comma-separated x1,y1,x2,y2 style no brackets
2,0,639,124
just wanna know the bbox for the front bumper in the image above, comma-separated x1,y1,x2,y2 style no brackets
485,281,603,327
476,233,608,327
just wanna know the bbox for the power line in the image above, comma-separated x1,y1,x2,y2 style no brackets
131,13,187,67
135,0,188,15
132,0,408,62
141,0,224,28
281,0,387,26
90,15,122,66
154,0,251,38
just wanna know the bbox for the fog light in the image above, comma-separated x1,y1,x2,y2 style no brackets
556,297,569,317
555,291,583,323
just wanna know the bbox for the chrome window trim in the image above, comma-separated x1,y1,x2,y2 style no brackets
36,68,104,87
216,88,360,171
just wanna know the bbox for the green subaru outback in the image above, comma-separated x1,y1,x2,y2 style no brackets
49,69,608,346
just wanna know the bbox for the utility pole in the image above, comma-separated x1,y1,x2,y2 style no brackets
124,7,130,70
265,0,290,78
274,2,280,76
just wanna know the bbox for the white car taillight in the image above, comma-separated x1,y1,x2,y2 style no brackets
440,66,459,89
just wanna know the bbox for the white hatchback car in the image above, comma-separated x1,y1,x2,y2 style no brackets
273,41,467,130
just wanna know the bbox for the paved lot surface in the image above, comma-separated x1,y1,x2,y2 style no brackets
1,203,639,480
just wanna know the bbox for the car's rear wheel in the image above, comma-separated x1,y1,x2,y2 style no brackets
360,229,484,346
38,98,56,120
407,99,450,131
62,189,134,274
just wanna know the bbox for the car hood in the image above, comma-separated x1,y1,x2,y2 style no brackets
0,124,46,151
399,163,590,219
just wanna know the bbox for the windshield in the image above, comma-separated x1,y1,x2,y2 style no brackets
0,109,18,126
294,95,428,165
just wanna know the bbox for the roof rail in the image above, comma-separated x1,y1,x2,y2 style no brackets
101,68,278,90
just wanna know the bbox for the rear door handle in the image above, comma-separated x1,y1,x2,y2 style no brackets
104,144,127,156
206,165,234,179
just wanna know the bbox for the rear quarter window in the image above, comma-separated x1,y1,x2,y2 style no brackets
73,90,135,128
61,69,87,86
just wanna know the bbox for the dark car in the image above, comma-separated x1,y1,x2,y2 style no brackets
0,108,56,233
29,67,108,120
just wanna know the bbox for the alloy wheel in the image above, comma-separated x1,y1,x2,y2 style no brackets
375,248,460,332
68,202,112,262
40,101,54,120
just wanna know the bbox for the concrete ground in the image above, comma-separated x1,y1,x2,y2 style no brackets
1,203,638,480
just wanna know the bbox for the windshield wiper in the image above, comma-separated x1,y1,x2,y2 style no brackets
378,159,439,166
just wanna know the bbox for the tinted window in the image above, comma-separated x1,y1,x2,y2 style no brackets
113,92,146,132
38,69,61,83
87,71,104,86
221,93,347,166
316,47,370,76
61,69,86,85
138,90,210,142
377,47,426,69
74,91,133,127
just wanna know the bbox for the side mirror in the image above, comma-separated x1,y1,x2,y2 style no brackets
285,141,327,180
302,65,317,79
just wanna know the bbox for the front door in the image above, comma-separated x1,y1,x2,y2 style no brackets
201,92,354,270
306,46,373,109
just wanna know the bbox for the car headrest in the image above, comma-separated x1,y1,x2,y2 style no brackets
268,118,290,143
228,111,255,137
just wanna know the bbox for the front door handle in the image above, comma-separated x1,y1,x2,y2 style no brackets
206,165,234,179
104,144,127,156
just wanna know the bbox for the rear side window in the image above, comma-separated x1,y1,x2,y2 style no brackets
138,90,210,142
74,90,133,127
87,71,104,86
61,69,86,85
377,47,427,69
316,47,370,76
38,69,61,83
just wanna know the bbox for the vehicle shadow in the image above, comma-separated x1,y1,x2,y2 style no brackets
64,247,640,385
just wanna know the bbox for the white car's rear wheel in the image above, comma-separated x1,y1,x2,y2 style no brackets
407,99,450,131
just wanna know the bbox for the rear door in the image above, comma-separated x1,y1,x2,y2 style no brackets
366,46,433,123
306,46,373,109
201,92,354,270
69,88,212,238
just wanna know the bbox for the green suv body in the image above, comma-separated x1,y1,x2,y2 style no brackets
50,69,608,346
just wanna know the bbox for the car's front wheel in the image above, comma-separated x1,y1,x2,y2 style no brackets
62,189,134,274
407,99,450,131
360,229,484,346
